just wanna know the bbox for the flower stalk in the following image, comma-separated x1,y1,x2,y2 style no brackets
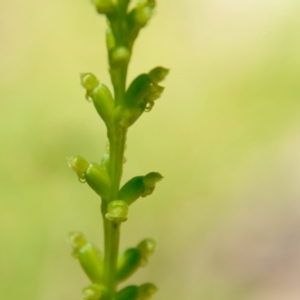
67,0,169,299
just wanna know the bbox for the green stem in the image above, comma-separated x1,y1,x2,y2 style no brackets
109,127,127,198
102,202,120,297
111,65,128,106
102,73,128,299
102,127,127,298
102,7,130,298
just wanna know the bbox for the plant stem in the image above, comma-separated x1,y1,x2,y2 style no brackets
102,202,120,297
109,128,127,198
102,129,127,298
102,63,128,298
112,66,128,107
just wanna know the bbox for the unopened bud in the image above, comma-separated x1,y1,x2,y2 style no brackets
143,172,163,187
118,172,163,204
91,83,114,127
146,0,156,8
117,248,142,282
114,285,139,300
125,74,152,107
68,232,103,283
85,163,111,199
106,28,116,51
77,243,103,283
134,6,153,27
92,0,114,15
118,176,144,205
133,0,156,27
138,283,157,299
82,284,106,300
141,172,163,197
111,46,130,67
137,239,157,258
148,66,169,83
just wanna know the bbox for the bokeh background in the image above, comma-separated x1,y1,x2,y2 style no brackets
2,0,300,299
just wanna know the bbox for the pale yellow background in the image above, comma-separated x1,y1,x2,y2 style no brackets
1,0,300,299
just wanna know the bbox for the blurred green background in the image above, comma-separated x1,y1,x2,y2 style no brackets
1,0,300,299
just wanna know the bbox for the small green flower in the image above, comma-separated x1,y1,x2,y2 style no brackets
114,285,139,300
116,238,157,282
68,232,103,283
148,66,169,83
110,46,131,68
106,28,116,51
82,284,107,300
116,248,141,282
85,163,111,200
133,0,156,27
138,283,158,299
91,83,114,127
92,0,114,15
80,73,99,101
67,155,89,182
118,172,163,204
105,200,129,223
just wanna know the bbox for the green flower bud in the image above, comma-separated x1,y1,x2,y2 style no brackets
125,74,152,108
138,283,157,299
68,231,87,253
80,73,99,92
82,284,107,300
105,200,129,223
143,172,163,188
91,83,114,127
124,72,166,112
116,239,156,282
67,155,90,182
116,248,142,282
118,176,145,205
134,6,153,27
85,163,111,199
111,46,130,67
137,239,157,260
146,0,156,8
118,172,163,204
143,85,164,111
77,243,103,283
148,66,169,83
106,28,116,51
136,0,155,7
142,172,163,197
68,232,103,283
92,0,114,15
80,73,100,101
114,283,157,300
133,0,156,27
114,285,139,300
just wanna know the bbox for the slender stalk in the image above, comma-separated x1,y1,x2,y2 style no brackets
102,202,120,297
109,128,127,198
69,1,168,299
112,66,128,107
103,63,128,298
